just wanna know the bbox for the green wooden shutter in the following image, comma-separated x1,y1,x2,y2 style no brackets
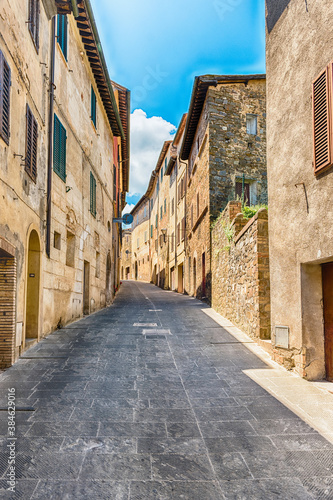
91,86,97,127
90,172,96,217
53,114,66,182
57,15,68,61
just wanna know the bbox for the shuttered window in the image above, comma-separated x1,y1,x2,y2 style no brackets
91,86,97,127
181,217,185,241
53,114,66,181
235,181,250,204
150,224,153,238
57,14,68,61
25,105,38,181
28,0,40,52
90,172,97,217
0,51,11,145
313,67,331,174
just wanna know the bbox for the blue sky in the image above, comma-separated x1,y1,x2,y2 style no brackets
90,0,266,208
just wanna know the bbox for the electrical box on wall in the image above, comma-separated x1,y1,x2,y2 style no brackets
275,326,289,349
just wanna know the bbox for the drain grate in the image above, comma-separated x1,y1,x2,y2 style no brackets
142,329,171,335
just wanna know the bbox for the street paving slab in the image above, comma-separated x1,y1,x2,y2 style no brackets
0,281,332,499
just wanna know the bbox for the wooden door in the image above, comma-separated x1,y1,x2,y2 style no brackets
202,253,206,297
322,262,333,380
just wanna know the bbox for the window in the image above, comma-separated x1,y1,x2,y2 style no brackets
0,50,11,145
96,252,100,278
181,217,185,241
57,14,68,61
150,198,153,211
136,215,139,225
160,206,163,220
25,105,38,182
164,198,167,214
161,165,164,183
144,206,147,218
246,114,257,135
53,114,66,181
236,181,250,205
157,179,159,194
144,231,147,243
66,231,75,267
28,0,40,52
90,172,96,217
171,198,174,215
313,65,333,174
54,231,61,250
155,214,158,228
91,86,97,128
171,232,174,252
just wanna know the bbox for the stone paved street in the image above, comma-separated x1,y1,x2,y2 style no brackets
0,281,333,499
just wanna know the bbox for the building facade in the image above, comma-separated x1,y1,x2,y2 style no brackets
131,198,150,282
180,75,267,302
0,0,129,367
266,0,333,380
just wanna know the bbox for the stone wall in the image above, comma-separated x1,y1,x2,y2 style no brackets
208,80,267,219
212,201,270,340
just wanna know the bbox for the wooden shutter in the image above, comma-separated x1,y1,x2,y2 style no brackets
0,51,11,145
57,15,68,60
25,105,38,181
29,0,40,52
90,173,96,217
181,217,185,241
53,114,66,181
91,86,97,127
313,67,332,173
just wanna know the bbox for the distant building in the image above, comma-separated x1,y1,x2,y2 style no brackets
266,0,333,380
180,75,267,302
121,229,132,280
130,198,150,282
165,114,187,293
0,0,129,367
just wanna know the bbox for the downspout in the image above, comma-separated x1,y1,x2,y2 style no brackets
70,0,79,18
46,16,56,258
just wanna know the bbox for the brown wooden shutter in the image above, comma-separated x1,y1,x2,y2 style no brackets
25,105,38,181
313,67,331,174
0,51,11,145
29,0,40,52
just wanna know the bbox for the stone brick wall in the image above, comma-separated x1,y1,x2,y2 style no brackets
212,202,270,340
208,80,267,219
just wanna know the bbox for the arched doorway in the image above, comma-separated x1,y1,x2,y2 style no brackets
25,230,40,341
193,258,197,297
106,251,112,304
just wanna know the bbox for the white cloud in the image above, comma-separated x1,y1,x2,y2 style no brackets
129,109,176,197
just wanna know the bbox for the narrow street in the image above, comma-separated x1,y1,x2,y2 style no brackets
0,281,332,499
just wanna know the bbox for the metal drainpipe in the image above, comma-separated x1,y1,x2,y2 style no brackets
46,16,56,258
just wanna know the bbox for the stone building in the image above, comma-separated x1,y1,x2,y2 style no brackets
148,141,172,289
121,229,132,280
0,0,129,367
165,114,187,293
130,197,150,282
266,0,333,380
180,74,267,302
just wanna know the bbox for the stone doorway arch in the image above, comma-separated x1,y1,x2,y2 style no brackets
25,230,41,343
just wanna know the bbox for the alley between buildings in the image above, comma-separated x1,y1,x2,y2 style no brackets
0,281,332,499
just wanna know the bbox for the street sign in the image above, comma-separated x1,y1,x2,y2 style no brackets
112,213,134,225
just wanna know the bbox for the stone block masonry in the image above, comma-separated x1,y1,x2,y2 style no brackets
212,201,270,341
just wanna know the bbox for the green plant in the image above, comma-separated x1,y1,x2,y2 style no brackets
242,203,268,220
